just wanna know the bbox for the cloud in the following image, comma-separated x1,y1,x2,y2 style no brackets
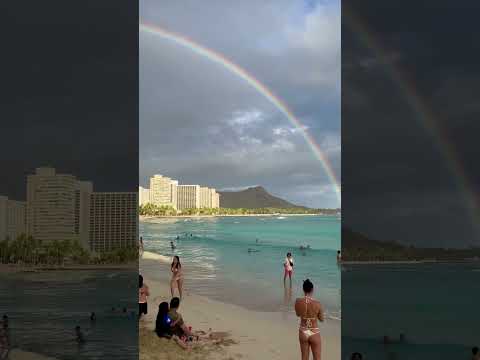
140,0,340,208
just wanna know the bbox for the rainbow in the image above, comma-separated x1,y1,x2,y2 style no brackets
344,8,480,237
140,21,341,204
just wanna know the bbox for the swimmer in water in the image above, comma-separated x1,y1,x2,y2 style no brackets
170,241,176,250
75,326,86,344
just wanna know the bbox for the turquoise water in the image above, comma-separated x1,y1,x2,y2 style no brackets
342,263,479,359
0,270,138,360
140,215,341,319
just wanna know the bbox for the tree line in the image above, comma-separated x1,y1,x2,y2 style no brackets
139,203,339,216
0,234,138,266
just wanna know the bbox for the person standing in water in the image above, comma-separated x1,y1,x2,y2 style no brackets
284,252,294,286
336,250,341,263
295,279,324,360
139,237,144,258
139,274,150,319
170,256,183,299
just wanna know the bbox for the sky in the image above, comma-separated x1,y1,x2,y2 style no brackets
0,0,138,198
139,0,341,208
342,0,480,248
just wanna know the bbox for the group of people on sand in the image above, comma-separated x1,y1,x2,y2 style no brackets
139,256,183,320
139,256,227,350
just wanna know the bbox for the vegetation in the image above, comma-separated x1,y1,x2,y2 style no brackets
342,227,480,262
0,234,138,266
139,204,340,216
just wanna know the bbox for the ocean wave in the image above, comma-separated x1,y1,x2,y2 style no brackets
141,251,172,264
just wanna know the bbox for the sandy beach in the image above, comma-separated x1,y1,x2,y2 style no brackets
8,349,59,360
139,252,340,360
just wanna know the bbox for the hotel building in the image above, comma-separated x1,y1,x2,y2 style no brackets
0,196,26,241
89,192,137,252
177,185,200,210
199,186,212,208
149,175,178,209
26,167,78,244
139,186,150,206
212,189,220,209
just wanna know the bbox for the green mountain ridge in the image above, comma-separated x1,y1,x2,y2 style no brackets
219,186,306,209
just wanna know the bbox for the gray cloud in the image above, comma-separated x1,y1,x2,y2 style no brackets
140,0,340,208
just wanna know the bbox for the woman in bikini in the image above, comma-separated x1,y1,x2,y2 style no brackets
295,279,324,360
170,256,183,299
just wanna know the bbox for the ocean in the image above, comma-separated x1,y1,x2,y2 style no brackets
0,270,138,360
140,215,341,320
342,263,480,359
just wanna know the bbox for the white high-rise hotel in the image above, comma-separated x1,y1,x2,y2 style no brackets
141,174,220,211
0,167,137,252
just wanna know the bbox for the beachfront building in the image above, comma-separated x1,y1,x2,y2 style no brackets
26,167,79,244
89,192,137,252
75,181,93,249
177,185,200,210
199,186,212,208
149,175,178,210
199,187,220,209
0,196,26,241
212,190,220,209
139,186,150,206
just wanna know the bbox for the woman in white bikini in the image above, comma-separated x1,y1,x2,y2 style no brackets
295,279,324,360
170,256,183,299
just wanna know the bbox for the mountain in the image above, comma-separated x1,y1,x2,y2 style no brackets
218,186,305,209
341,227,480,261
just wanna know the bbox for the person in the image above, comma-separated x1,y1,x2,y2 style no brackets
336,250,341,263
139,274,150,319
350,352,362,360
168,297,193,338
75,325,86,344
170,256,183,299
472,347,480,360
0,317,9,360
155,302,173,338
295,279,324,360
284,252,294,285
90,312,96,322
170,241,176,250
139,237,144,258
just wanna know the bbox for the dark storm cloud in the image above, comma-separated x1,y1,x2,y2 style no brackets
140,0,340,208
0,0,138,199
342,0,480,247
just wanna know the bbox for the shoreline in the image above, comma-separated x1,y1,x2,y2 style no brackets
341,259,480,265
0,263,137,274
140,213,330,221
